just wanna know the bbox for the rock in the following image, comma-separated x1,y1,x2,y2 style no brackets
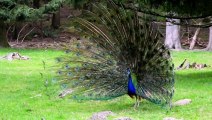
173,99,191,106
163,117,183,120
114,117,133,120
1,52,30,61
89,111,115,120
163,117,177,120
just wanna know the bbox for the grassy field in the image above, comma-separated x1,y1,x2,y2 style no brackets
0,48,211,120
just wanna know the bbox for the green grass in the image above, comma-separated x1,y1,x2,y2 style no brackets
0,48,211,120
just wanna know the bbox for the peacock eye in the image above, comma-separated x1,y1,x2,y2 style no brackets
76,52,80,56
86,73,91,77
51,78,57,83
86,46,91,50
67,72,72,76
61,84,67,89
65,50,71,54
58,70,62,75
107,60,113,65
75,67,80,72
56,58,61,62
92,55,99,59
76,43,81,48
65,64,70,69
95,75,100,79
101,52,105,56
79,76,85,81
83,63,88,67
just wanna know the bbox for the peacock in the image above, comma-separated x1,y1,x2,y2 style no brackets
54,0,175,108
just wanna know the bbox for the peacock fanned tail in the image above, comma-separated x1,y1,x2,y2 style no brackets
55,0,175,107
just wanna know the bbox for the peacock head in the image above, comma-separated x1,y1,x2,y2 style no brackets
127,68,131,76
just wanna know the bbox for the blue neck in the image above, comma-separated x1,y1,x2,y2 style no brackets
128,74,136,95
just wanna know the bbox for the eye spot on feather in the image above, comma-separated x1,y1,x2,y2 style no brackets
86,45,91,50
65,64,70,69
51,78,57,83
76,43,80,48
95,75,100,79
75,67,80,72
92,55,99,59
83,63,88,67
76,52,80,56
100,52,106,57
107,60,113,65
83,35,88,39
79,76,85,81
67,72,72,76
86,73,91,77
56,58,61,62
58,70,62,75
61,84,67,89
65,50,71,54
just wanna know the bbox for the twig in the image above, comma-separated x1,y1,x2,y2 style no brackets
176,59,187,70
16,23,28,43
113,1,211,20
21,27,35,43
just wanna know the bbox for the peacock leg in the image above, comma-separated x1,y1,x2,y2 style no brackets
134,96,139,108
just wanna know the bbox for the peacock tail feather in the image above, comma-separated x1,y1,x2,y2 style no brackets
54,0,175,107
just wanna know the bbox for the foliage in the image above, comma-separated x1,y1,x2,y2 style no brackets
0,0,64,23
61,0,212,19
0,48,211,119
137,0,212,17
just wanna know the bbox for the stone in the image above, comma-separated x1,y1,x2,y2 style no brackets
114,117,133,120
163,117,183,120
163,117,177,120
173,99,192,106
88,111,115,120
0,52,29,61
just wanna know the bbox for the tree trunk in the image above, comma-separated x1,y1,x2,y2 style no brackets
189,27,201,50
0,21,10,47
205,26,212,51
51,8,60,29
165,19,182,49
12,22,23,40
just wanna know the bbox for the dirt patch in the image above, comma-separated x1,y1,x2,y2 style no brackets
9,32,78,49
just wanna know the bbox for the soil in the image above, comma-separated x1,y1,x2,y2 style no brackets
9,32,77,49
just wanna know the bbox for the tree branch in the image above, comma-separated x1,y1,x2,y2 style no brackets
114,1,212,20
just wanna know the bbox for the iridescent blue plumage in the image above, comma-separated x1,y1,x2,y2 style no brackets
128,75,136,96
127,69,136,96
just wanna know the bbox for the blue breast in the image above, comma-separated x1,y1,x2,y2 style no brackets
128,75,136,95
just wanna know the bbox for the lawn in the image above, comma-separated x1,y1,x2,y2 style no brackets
0,48,211,120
